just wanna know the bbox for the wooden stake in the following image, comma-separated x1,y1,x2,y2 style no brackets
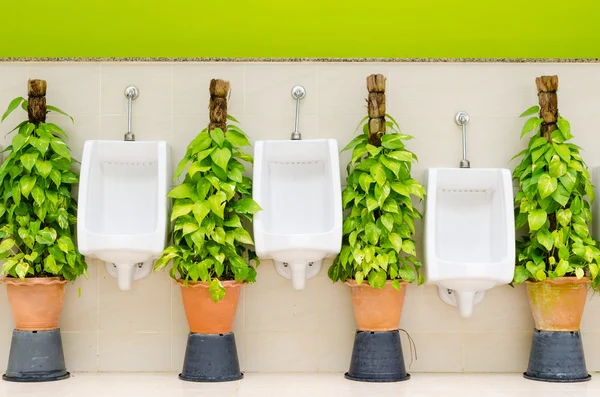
536,75,559,142
27,79,47,125
366,74,386,146
536,75,559,237
209,79,230,132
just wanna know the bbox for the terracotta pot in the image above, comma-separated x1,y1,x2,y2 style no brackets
178,280,243,334
346,280,408,332
526,277,590,331
2,277,67,331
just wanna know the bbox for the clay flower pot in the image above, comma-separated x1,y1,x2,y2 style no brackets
2,277,67,331
346,280,408,331
178,280,243,334
526,277,590,331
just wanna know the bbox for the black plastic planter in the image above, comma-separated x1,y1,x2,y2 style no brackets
524,329,590,382
179,332,243,382
3,329,69,382
345,330,410,382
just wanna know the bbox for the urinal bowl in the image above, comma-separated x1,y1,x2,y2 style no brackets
77,140,171,291
424,168,515,317
252,139,343,290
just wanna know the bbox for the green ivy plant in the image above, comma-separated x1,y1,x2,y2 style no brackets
328,115,425,289
154,115,261,302
0,97,87,281
512,105,600,290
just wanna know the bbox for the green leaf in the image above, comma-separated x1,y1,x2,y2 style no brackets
390,182,410,197
342,134,367,151
58,236,75,253
555,259,570,277
365,222,381,245
359,173,374,193
573,222,589,238
556,209,572,227
35,227,57,245
575,267,585,280
559,170,577,193
380,213,394,232
366,195,378,212
209,279,226,302
513,265,530,284
224,215,242,228
233,198,262,214
381,134,405,149
31,185,45,205
537,173,557,199
535,269,547,281
34,159,52,178
225,130,251,147
549,156,567,178
570,196,583,214
557,118,572,139
210,147,232,171
20,152,39,172
19,175,36,198
368,269,386,289
0,239,15,253
1,97,25,121
519,106,539,117
49,168,61,187
192,201,211,225
49,138,71,159
521,117,542,137
173,156,190,179
210,128,225,147
370,163,386,186
15,262,29,279
171,203,194,221
168,183,197,200
537,229,554,251
342,189,358,208
528,209,547,231
233,228,254,245
402,240,416,256
12,133,27,152
387,150,413,162
226,114,239,123
208,191,227,219
381,156,400,177
30,136,50,155
554,143,571,163
389,233,402,253
46,105,74,122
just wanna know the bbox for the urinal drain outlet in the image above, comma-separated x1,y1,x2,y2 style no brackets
442,188,488,193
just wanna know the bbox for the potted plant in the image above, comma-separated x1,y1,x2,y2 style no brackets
154,79,259,382
512,75,599,382
0,79,87,382
328,74,424,382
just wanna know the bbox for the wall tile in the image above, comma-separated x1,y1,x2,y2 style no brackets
243,113,318,143
99,266,171,333
401,332,463,372
245,64,318,116
63,331,99,372
464,285,533,333
100,64,173,115
98,332,171,371
463,331,532,372
246,262,318,333
61,259,99,332
0,286,15,333
401,285,464,333
315,265,355,333
28,63,101,115
582,331,600,371
0,329,11,371
316,331,354,372
173,63,245,115
245,331,318,372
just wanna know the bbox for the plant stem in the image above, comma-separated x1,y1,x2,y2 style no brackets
27,79,47,125
536,75,559,261
366,74,386,147
209,79,230,132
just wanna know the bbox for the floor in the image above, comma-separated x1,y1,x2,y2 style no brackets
0,373,598,397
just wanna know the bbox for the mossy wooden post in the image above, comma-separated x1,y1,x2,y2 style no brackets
537,76,559,239
27,79,47,125
209,79,230,132
366,74,386,147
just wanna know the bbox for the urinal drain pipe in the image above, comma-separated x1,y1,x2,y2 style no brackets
455,111,470,168
124,86,139,141
291,85,306,140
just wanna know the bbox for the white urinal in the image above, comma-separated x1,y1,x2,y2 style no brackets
253,139,343,290
77,141,171,291
424,168,515,317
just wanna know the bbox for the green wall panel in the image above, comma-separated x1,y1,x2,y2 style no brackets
1,0,599,58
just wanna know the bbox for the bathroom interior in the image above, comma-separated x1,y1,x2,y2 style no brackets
1,2,600,397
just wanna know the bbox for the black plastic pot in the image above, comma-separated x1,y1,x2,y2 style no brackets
345,330,410,382
179,332,243,382
3,329,69,382
524,329,590,382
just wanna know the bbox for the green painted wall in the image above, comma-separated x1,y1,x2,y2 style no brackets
1,0,599,58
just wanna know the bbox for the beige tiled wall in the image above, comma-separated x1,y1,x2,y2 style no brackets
1,62,600,373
